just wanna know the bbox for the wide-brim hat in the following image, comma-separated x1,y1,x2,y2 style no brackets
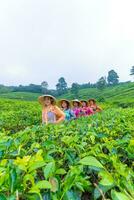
80,100,88,106
71,99,82,107
88,98,96,103
58,99,71,108
38,95,56,106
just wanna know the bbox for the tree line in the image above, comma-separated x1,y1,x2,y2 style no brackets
0,67,134,96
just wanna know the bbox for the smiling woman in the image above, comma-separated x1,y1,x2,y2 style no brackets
38,94,65,124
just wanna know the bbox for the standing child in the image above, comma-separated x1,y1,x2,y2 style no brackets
59,99,76,121
38,95,65,124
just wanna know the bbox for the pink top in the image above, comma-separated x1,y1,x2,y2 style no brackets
80,107,93,116
73,107,82,118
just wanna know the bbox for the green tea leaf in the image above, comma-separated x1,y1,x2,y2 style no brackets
23,174,35,188
99,171,114,186
28,161,45,172
0,194,7,200
94,184,113,199
56,168,66,175
9,168,17,193
64,190,81,200
36,180,52,189
79,156,104,171
111,190,130,200
25,194,40,200
44,162,55,180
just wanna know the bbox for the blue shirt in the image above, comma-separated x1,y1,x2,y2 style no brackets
63,109,76,121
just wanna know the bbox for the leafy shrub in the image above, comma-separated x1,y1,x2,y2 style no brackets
0,103,134,200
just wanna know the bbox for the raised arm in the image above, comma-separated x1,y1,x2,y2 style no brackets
54,106,65,124
96,105,102,112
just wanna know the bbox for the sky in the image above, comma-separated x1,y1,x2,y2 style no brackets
0,0,134,89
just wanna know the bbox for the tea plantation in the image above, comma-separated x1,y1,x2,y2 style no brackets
0,99,134,200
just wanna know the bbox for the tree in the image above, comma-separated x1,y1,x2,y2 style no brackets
14,84,42,93
71,83,79,98
56,77,68,95
0,84,12,93
97,77,107,90
41,81,49,94
130,66,134,77
107,70,119,85
78,82,91,89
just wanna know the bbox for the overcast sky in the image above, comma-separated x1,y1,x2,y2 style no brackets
0,0,134,88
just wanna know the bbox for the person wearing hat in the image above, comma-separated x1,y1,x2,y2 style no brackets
59,99,76,121
71,99,82,118
80,100,93,117
38,95,65,124
88,98,102,113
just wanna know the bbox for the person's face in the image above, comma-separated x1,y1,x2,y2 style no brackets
89,100,94,106
82,101,87,107
62,101,68,109
74,102,79,107
44,97,52,106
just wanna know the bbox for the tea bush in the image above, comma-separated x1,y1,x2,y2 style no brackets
0,100,134,200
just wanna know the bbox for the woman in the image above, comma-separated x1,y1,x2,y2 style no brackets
80,100,93,116
88,98,102,113
38,95,65,124
71,99,82,118
59,99,76,121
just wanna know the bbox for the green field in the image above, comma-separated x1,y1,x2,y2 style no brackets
0,92,41,101
59,82,134,107
0,82,134,108
0,97,134,200
0,82,134,199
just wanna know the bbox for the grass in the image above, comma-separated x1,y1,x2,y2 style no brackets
0,92,41,101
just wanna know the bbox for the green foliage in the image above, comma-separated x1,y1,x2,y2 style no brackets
0,99,134,199
0,99,41,132
130,66,134,76
0,83,134,109
79,156,104,171
111,190,130,200
0,92,41,101
56,77,68,95
41,81,49,94
59,82,134,108
0,85,13,94
97,77,107,90
71,83,79,98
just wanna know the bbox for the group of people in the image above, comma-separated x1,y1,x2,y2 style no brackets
38,95,102,124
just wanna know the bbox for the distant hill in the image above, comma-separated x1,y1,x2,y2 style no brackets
0,82,134,107
59,82,134,107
